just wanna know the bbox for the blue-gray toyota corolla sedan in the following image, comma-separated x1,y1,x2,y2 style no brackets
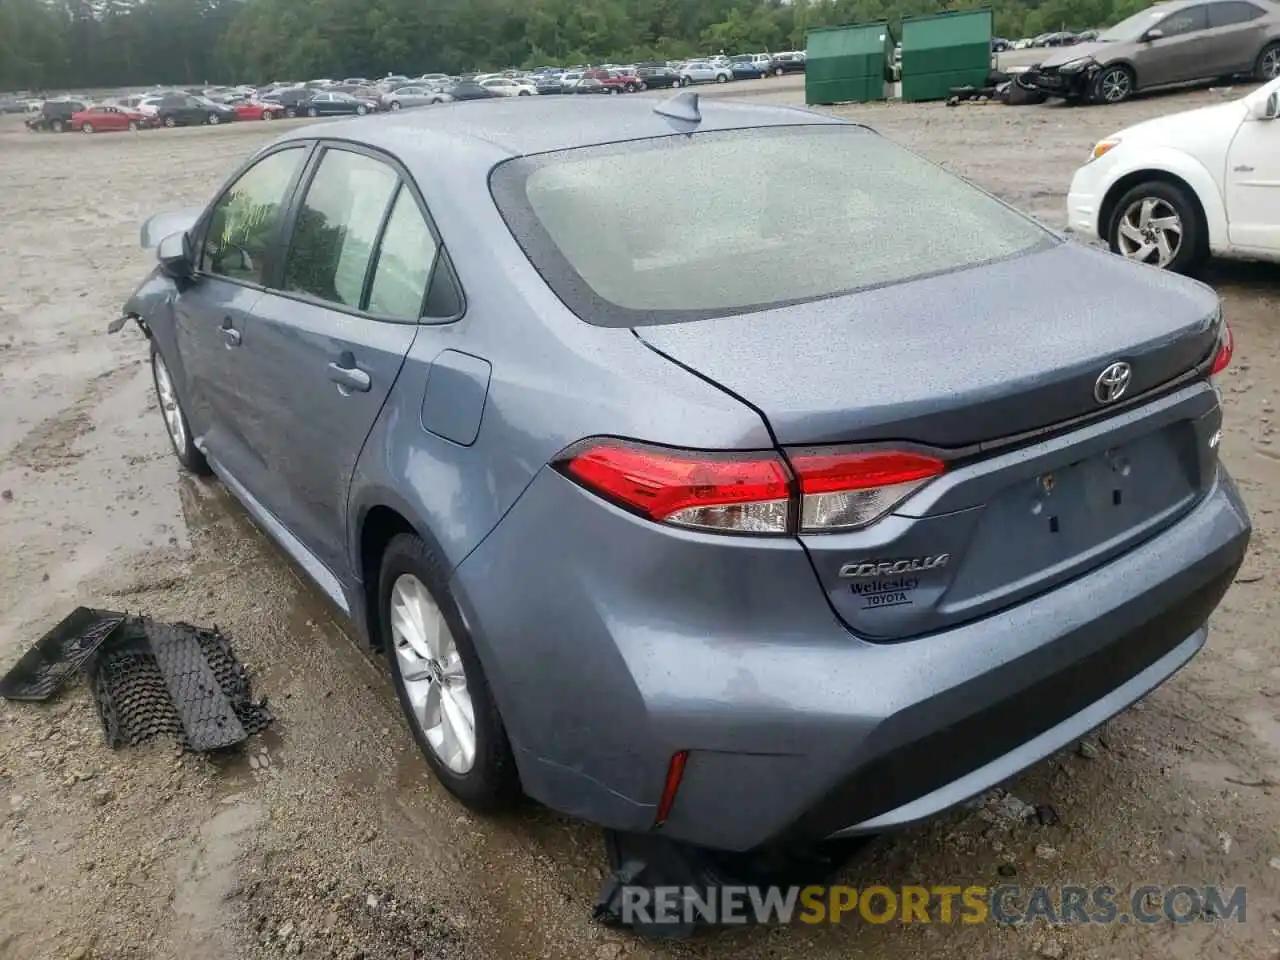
120,93,1250,853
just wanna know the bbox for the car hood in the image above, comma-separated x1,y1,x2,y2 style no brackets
1039,42,1111,67
633,241,1221,447
1103,98,1249,146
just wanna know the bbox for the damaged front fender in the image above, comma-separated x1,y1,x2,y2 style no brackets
109,266,175,337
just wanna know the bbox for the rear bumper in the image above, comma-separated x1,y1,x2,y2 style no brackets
452,464,1250,852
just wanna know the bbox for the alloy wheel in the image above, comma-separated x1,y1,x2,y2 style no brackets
1264,47,1280,79
1116,197,1182,268
389,574,476,775
1099,68,1132,103
153,352,188,454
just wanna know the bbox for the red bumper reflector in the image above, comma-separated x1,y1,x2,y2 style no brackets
654,750,689,826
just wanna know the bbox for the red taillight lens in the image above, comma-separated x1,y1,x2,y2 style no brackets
789,450,946,532
1210,322,1233,376
557,440,944,536
558,439,793,534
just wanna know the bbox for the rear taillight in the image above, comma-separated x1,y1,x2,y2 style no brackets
790,449,946,533
1210,321,1233,376
556,439,944,536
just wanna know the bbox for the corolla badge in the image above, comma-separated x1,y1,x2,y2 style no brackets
1093,361,1132,405
839,554,951,579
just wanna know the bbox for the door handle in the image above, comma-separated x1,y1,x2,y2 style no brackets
328,354,371,393
220,316,241,348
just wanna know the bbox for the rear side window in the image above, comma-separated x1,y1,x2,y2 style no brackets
1209,1,1264,25
283,148,399,309
201,146,307,285
490,125,1055,327
367,188,439,319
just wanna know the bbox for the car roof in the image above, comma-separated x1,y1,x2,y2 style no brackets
274,94,844,165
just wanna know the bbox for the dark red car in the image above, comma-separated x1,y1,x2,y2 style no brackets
584,69,642,94
70,104,153,133
233,100,287,121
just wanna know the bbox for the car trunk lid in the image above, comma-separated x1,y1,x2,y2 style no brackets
635,242,1225,640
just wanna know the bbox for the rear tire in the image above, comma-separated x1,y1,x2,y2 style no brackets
775,66,785,76
1256,42,1280,81
261,110,274,120
307,106,318,117
151,344,210,475
1106,179,1207,275
127,120,139,131
716,73,728,83
379,534,521,813
163,115,176,127
50,119,64,133
285,106,297,118
356,104,367,115
206,112,220,125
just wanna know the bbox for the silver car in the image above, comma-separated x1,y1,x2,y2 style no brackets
1030,0,1280,103
383,86,437,111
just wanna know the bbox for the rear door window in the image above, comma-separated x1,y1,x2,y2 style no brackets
282,148,399,309
1209,1,1265,25
366,188,439,319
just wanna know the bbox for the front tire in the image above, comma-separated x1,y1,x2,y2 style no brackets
1256,42,1280,81
151,345,210,475
50,119,65,133
81,122,94,134
163,115,176,128
307,106,318,117
1106,179,1207,275
127,120,139,131
379,534,520,812
716,73,728,83
285,106,297,118
356,104,367,115
775,66,785,76
390,100,402,110
1091,64,1134,104
206,112,220,125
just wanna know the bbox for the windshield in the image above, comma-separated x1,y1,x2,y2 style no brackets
1098,7,1167,41
491,125,1055,327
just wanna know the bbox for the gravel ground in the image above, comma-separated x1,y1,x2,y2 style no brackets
1,80,1279,960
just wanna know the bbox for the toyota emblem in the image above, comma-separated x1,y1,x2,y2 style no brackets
1094,361,1132,405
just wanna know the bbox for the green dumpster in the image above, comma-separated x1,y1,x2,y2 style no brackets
900,8,993,102
805,22,895,105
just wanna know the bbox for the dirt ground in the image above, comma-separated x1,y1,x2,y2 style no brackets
2,81,1279,960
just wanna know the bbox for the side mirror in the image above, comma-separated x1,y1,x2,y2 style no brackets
1247,90,1279,120
157,230,193,279
1142,28,1165,41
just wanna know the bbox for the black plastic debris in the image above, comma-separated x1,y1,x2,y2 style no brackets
90,618,272,751
2,609,271,753
593,829,872,938
0,607,126,701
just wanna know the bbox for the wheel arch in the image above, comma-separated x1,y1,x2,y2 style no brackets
352,495,440,649
1097,156,1227,253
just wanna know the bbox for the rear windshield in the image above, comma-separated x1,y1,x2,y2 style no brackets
490,125,1055,327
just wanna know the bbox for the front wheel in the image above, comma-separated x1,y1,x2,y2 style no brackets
1091,64,1134,104
1107,180,1206,275
261,110,274,120
1255,42,1280,81
206,112,220,125
356,104,367,115
307,106,318,117
716,73,729,83
775,66,785,76
50,119,65,133
127,120,139,131
81,122,94,134
163,115,176,127
285,106,297,118
151,345,210,475
390,100,402,110
608,87,619,95
379,534,521,812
